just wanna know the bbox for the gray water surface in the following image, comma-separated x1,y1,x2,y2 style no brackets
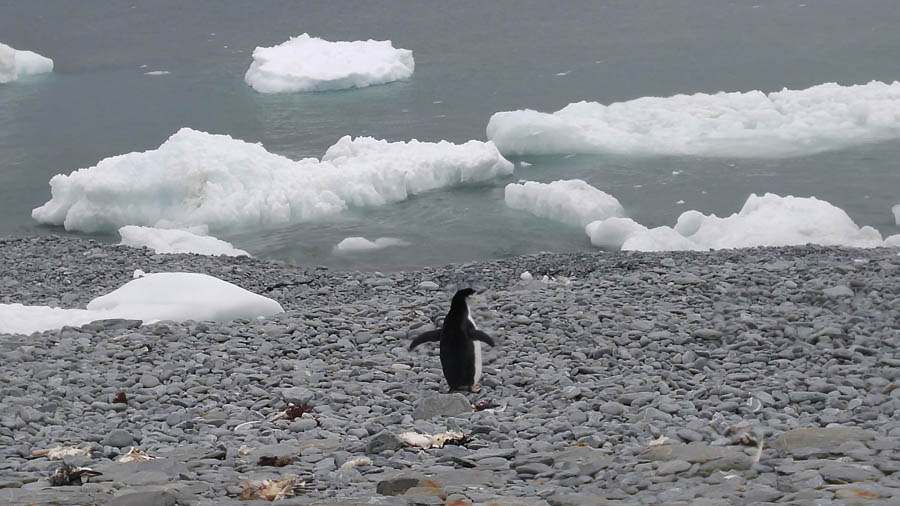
2,0,898,270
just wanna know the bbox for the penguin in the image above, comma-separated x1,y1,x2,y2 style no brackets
409,288,495,393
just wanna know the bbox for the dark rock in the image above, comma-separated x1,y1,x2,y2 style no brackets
367,431,402,454
81,319,143,332
376,477,422,496
107,490,178,506
412,393,472,419
102,429,135,448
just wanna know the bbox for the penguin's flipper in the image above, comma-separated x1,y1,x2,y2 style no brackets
472,330,495,347
409,329,442,350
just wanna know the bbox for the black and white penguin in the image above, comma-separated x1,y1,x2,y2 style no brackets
409,288,495,393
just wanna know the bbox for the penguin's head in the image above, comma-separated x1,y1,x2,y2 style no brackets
455,288,477,299
449,288,477,312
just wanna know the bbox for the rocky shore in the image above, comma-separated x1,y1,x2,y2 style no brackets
0,236,898,505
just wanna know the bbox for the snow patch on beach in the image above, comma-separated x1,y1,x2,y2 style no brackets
586,193,889,251
487,81,900,158
0,42,53,83
505,179,624,228
245,33,414,93
119,225,249,257
0,272,282,335
335,236,410,252
32,128,513,233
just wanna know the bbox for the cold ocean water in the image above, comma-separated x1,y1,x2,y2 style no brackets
1,0,899,271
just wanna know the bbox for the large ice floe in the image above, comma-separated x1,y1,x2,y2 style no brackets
244,33,414,93
32,128,513,233
118,225,249,257
0,272,283,335
487,81,900,158
586,193,896,252
505,179,624,228
0,42,53,83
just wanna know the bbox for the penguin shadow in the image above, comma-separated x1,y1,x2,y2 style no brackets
407,287,496,395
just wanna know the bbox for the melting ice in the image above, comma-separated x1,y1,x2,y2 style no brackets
32,128,513,234
244,33,414,93
487,81,900,158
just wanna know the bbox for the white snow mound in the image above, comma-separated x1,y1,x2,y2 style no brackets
86,272,283,322
487,81,900,158
32,128,513,233
245,33,414,93
0,42,53,83
0,272,282,335
505,179,624,227
335,236,410,252
586,193,888,251
119,225,249,257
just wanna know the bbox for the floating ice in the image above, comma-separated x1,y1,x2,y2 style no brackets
0,272,282,335
118,225,249,257
244,33,414,93
0,42,53,83
335,236,410,252
893,204,899,225
585,217,657,249
32,128,513,233
586,193,888,251
505,179,624,228
487,81,900,158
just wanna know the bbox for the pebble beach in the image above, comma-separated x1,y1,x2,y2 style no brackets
1,235,898,505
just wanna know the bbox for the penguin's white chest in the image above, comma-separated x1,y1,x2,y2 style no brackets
468,307,483,384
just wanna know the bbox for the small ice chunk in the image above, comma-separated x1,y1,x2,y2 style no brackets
0,42,53,83
335,237,409,252
119,225,249,256
505,179,624,228
244,33,414,93
585,217,649,249
587,193,889,252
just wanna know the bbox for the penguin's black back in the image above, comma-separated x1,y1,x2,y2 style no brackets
439,288,478,390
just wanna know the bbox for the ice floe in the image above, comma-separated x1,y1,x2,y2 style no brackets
244,33,414,93
32,128,513,233
334,237,410,252
0,42,53,83
893,204,899,225
0,272,282,335
487,81,900,158
586,193,890,251
118,225,249,257
505,179,624,227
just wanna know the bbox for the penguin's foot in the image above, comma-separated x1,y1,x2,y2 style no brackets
470,384,482,393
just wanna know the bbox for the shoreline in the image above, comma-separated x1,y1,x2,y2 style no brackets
1,235,898,504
